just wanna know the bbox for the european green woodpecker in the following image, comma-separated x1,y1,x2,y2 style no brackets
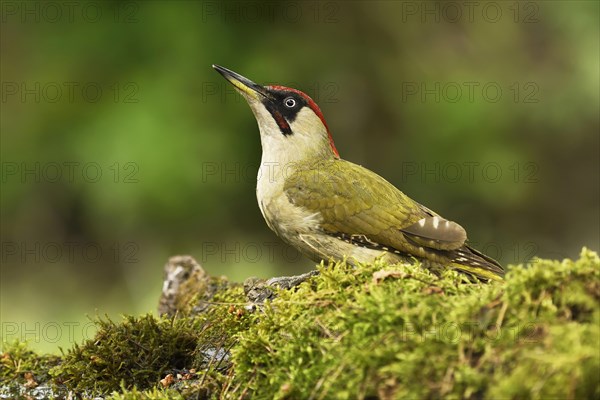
213,65,504,281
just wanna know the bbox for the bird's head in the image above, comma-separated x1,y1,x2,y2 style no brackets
213,65,339,164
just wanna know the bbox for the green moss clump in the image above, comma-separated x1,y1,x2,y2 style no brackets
1,340,60,381
231,248,600,399
44,284,251,397
106,385,184,400
0,340,62,394
49,314,203,394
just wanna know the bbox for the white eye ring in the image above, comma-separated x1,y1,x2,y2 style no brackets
284,97,296,108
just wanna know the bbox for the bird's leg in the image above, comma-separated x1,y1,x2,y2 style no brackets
243,270,320,304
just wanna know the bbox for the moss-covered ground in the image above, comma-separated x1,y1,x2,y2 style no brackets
1,248,598,399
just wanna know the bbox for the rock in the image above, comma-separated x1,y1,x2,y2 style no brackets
158,255,228,316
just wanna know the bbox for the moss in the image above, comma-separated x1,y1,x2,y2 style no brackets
106,385,184,400
50,284,250,397
0,340,62,397
191,284,250,369
230,248,600,399
187,283,254,397
2,248,598,399
1,340,60,382
49,314,203,394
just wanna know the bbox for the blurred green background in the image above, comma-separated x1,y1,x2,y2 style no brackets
1,1,598,353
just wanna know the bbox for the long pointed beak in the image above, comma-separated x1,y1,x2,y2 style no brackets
212,65,271,101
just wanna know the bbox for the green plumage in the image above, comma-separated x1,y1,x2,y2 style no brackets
284,159,504,281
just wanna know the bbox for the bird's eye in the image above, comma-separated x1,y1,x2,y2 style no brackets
284,97,296,108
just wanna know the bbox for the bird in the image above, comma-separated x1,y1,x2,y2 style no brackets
212,65,504,281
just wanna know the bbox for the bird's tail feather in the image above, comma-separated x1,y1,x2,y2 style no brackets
450,245,505,282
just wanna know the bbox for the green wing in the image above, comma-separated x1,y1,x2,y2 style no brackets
283,159,466,261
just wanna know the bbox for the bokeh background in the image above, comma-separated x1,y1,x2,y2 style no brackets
1,1,598,352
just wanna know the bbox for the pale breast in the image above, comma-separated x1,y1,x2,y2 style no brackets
256,164,321,238
258,191,321,236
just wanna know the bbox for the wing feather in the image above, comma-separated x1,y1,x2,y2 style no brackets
284,159,467,261
284,159,504,279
